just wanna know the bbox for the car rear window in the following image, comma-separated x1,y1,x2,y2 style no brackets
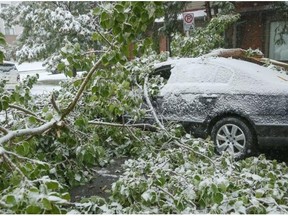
0,64,17,73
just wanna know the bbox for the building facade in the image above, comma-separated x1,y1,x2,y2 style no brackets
0,1,23,45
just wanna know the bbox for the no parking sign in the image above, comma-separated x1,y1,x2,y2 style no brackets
183,12,194,32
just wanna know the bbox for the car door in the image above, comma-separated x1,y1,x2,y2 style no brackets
157,63,233,123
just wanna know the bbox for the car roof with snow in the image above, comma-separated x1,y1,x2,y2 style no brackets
156,57,288,95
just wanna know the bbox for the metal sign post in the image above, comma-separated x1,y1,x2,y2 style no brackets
183,12,195,36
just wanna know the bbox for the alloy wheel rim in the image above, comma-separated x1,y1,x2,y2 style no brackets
216,124,246,157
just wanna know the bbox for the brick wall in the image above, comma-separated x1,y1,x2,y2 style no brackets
237,14,264,51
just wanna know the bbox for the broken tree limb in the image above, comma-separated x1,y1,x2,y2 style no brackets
143,76,166,131
259,58,288,70
88,120,159,131
143,76,216,167
0,126,8,135
204,48,288,70
8,104,46,123
0,120,57,145
61,49,110,119
203,48,251,58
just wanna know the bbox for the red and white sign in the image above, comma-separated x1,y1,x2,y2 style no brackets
183,12,195,31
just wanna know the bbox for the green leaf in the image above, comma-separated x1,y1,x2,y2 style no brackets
42,198,52,210
46,181,59,190
57,63,66,72
28,116,37,125
6,195,16,205
61,192,71,201
93,7,101,15
213,192,223,204
26,205,42,214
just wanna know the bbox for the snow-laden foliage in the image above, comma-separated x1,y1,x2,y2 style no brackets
0,2,100,71
1,1,288,214
71,143,288,214
171,14,240,57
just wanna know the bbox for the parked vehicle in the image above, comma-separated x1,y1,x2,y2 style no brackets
150,57,288,159
0,62,20,90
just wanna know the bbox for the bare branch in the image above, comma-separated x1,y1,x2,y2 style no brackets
143,76,166,131
51,93,61,114
95,27,115,49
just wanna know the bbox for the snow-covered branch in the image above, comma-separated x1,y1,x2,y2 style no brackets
88,120,159,131
0,120,57,145
9,104,46,123
0,126,8,135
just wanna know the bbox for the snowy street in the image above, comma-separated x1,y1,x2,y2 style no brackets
17,62,67,95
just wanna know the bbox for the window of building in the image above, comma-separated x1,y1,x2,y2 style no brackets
269,21,288,61
4,27,14,35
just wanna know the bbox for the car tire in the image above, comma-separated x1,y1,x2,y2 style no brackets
211,117,254,159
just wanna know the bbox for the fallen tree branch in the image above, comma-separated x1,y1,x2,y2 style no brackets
143,76,215,167
2,153,32,186
143,76,166,131
260,58,288,70
0,120,57,145
8,104,46,123
204,48,288,70
0,126,8,135
61,49,109,119
51,93,61,114
88,120,158,131
4,148,49,166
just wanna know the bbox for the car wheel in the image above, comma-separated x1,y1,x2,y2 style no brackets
211,117,254,159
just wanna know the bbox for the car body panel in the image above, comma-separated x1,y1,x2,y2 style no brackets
0,62,19,90
153,57,288,148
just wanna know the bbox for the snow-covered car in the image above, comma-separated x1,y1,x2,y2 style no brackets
151,57,288,159
0,62,20,90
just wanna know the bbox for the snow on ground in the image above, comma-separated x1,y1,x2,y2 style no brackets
16,61,45,72
15,61,76,95
19,69,66,95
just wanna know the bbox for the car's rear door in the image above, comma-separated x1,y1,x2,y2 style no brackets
158,63,234,123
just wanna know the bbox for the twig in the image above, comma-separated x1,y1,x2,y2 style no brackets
8,104,45,123
126,127,142,142
143,76,215,167
88,120,159,131
143,76,166,131
95,27,115,49
4,148,49,166
51,93,61,114
174,140,215,167
155,185,175,200
0,126,8,135
2,153,32,186
82,50,106,55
